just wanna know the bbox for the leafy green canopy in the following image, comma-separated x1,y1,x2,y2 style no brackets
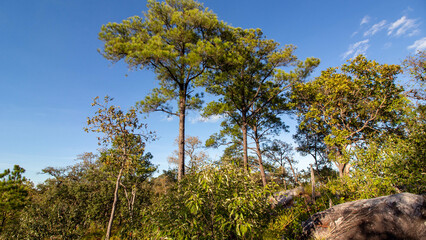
403,50,425,102
293,55,407,176
85,96,155,239
99,0,223,114
85,96,154,172
201,27,319,172
18,153,155,239
142,163,274,239
347,106,426,197
99,0,225,180
202,28,318,121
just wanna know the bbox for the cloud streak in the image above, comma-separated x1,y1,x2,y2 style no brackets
190,115,222,124
383,42,392,49
360,16,370,25
388,16,419,37
342,39,370,59
408,37,426,52
363,20,387,37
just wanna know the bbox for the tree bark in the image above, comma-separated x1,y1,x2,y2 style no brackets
120,182,136,224
310,164,316,204
335,148,351,177
254,130,267,187
337,162,351,178
105,167,123,240
286,157,299,185
281,166,287,189
241,123,249,173
178,90,186,181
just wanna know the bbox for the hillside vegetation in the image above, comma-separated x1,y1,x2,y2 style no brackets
1,0,425,239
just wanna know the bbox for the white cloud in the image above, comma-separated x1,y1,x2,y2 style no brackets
360,16,370,25
351,31,358,38
363,20,387,37
190,115,222,124
407,37,426,52
342,39,370,59
388,16,419,37
403,6,414,15
383,42,392,49
408,29,420,37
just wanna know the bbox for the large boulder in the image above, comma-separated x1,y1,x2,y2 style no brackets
302,193,426,240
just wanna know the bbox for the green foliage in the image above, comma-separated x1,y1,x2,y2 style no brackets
18,156,114,239
99,0,222,79
85,96,154,172
0,165,30,238
263,140,300,187
403,50,425,102
6,4,426,239
17,154,155,239
201,27,319,172
142,163,274,239
86,96,156,239
322,114,425,201
99,0,228,180
264,197,312,240
293,125,329,173
346,106,425,197
263,186,343,240
150,169,178,197
293,55,406,176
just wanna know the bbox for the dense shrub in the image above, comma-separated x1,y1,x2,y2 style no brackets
141,163,275,239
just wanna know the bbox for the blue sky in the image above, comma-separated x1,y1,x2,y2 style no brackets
1,0,425,184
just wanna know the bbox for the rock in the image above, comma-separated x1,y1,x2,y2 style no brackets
268,186,305,208
302,193,426,240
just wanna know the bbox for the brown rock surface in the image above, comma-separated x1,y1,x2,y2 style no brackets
302,193,426,240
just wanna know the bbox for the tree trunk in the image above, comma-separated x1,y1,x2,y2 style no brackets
241,123,249,173
120,182,137,224
130,188,136,223
310,164,316,204
105,168,123,240
337,162,351,178
314,137,320,173
254,129,267,187
335,147,351,177
178,90,187,181
286,157,299,185
281,165,287,189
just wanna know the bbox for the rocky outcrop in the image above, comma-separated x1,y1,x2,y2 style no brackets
302,193,426,240
268,186,305,208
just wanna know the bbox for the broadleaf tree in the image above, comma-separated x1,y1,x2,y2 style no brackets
85,96,155,240
403,50,425,102
99,0,225,180
293,55,407,177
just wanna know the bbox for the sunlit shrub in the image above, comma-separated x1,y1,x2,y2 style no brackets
141,163,274,239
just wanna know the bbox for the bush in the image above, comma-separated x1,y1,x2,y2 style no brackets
141,163,275,239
